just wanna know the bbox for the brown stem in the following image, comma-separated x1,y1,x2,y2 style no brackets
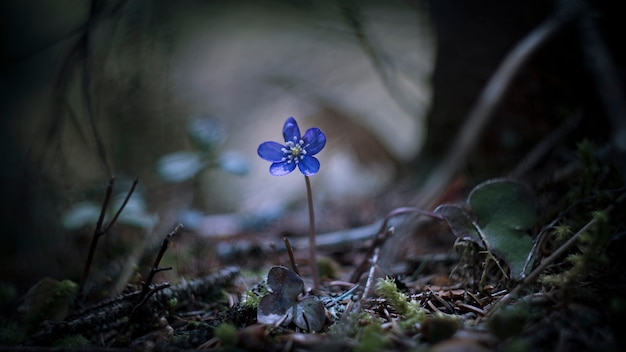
79,177,139,297
283,237,300,276
305,175,319,289
141,224,183,298
79,176,115,296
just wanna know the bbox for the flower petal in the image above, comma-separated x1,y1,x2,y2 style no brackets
282,117,301,143
298,156,320,176
302,128,326,155
270,161,296,176
258,141,286,162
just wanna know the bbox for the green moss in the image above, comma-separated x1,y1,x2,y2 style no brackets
22,278,78,333
552,224,572,244
215,323,238,347
375,277,426,329
328,311,378,339
242,281,268,309
540,210,611,289
317,257,339,279
355,320,388,352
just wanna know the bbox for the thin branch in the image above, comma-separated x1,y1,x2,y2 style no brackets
360,227,393,302
349,207,441,283
102,177,138,233
141,224,184,298
78,176,115,296
79,177,139,297
283,237,301,276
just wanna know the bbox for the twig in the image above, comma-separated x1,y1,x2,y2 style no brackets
486,191,626,316
141,224,183,298
350,207,441,283
78,177,138,296
102,177,139,234
283,237,300,276
360,228,393,302
28,266,240,346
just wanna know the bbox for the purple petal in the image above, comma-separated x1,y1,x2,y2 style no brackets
282,117,301,143
270,161,296,176
298,156,320,176
258,141,286,162
302,128,326,155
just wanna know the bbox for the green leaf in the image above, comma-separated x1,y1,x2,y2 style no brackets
293,297,326,331
433,204,481,245
266,266,304,300
217,151,250,175
156,151,206,183
186,116,224,151
112,193,158,229
468,179,536,279
436,179,536,280
62,202,101,230
257,266,302,326
256,266,326,331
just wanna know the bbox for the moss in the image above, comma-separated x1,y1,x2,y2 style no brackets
552,224,572,244
242,281,268,309
215,323,238,347
375,277,426,329
22,278,78,334
317,257,339,279
540,210,612,289
328,311,377,339
355,320,388,352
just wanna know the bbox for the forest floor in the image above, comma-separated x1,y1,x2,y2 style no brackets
2,125,626,352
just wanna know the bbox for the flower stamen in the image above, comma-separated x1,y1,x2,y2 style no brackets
283,140,308,164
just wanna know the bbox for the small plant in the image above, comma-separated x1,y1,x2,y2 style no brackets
257,117,326,289
156,116,250,183
435,179,537,281
256,266,326,332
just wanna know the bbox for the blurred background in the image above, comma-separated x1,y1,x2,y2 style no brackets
1,0,622,298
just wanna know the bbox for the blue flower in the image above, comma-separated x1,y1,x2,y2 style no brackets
258,117,326,176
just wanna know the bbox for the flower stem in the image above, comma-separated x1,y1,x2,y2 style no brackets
304,175,319,289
